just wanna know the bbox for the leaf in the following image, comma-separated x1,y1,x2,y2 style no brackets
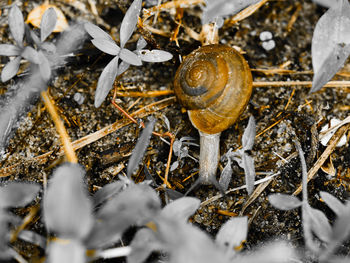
26,4,68,32
219,158,233,192
136,36,147,50
9,5,24,47
91,38,120,55
92,181,125,207
311,0,350,93
120,48,142,66
139,49,173,62
242,116,256,151
47,239,86,263
127,117,156,177
216,216,248,256
38,50,51,81
320,191,345,216
21,46,40,64
269,193,302,210
305,206,332,243
40,7,57,42
84,22,112,41
43,163,93,240
161,197,200,221
330,202,350,245
128,228,159,263
202,0,261,25
0,182,40,208
0,44,21,56
118,60,130,75
242,153,255,195
18,230,46,249
94,55,119,108
1,56,21,82
86,184,160,249
120,0,142,48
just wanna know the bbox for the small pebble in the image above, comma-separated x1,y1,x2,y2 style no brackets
260,31,275,51
260,31,273,41
73,92,85,105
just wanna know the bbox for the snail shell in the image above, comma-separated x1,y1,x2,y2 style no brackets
174,44,252,134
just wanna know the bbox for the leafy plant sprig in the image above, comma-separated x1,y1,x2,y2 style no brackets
220,116,256,194
84,0,173,108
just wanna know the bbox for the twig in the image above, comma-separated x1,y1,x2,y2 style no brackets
200,172,279,207
293,123,350,195
40,90,77,163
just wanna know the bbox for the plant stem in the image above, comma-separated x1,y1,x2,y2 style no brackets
41,90,77,163
198,131,220,184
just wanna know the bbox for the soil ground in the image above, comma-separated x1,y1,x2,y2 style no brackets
0,0,349,262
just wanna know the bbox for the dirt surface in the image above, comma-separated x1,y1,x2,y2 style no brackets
0,0,349,261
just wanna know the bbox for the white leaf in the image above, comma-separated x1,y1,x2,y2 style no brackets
118,60,130,75
40,7,57,42
127,117,156,177
120,48,142,66
219,158,232,192
43,163,93,239
320,191,345,216
38,50,51,82
202,0,261,25
8,5,24,46
91,38,120,55
21,46,40,64
84,22,113,41
94,55,119,108
161,197,200,221
0,44,21,56
1,56,21,82
136,36,147,50
0,182,40,208
269,193,302,210
120,0,142,48
242,116,256,151
47,240,86,263
305,206,332,243
139,49,173,62
242,153,255,195
311,0,350,93
216,216,248,257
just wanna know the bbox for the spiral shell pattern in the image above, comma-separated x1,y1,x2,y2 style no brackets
174,44,252,134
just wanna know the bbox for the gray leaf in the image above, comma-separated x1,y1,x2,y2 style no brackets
8,5,24,46
161,197,200,221
202,0,261,25
216,216,248,255
242,116,256,151
0,182,40,208
118,60,130,75
91,38,120,55
94,55,119,108
0,44,21,56
320,191,345,216
120,48,142,66
311,0,350,93
1,56,21,82
269,193,302,210
21,46,40,64
305,206,332,243
120,0,142,48
93,181,125,207
40,7,57,42
127,117,156,177
242,153,255,195
38,50,51,82
84,22,113,41
139,49,173,62
47,240,86,263
136,36,147,50
219,158,233,192
43,163,93,240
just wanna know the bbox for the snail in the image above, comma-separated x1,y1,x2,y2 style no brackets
174,44,252,192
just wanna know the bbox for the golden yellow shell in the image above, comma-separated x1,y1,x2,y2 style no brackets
174,44,253,134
